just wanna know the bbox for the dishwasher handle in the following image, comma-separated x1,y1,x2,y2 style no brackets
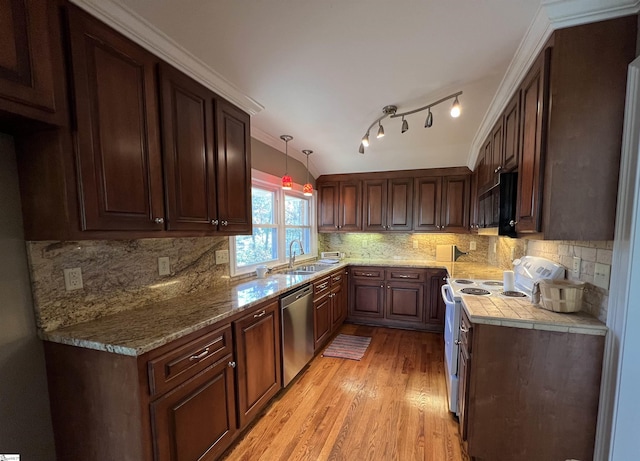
280,284,313,307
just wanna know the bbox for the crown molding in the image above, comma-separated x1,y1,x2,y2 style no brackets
467,0,640,169
69,0,264,116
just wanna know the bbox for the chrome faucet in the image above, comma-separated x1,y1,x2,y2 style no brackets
288,239,305,268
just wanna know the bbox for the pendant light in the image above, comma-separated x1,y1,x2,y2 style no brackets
280,135,293,190
302,150,313,196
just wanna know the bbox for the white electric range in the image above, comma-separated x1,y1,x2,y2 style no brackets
441,256,565,414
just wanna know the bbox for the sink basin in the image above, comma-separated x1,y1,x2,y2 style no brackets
284,270,316,275
282,263,335,276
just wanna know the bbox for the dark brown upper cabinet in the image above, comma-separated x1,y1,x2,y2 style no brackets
0,0,68,126
502,92,520,173
68,5,165,232
363,178,413,232
414,173,469,233
159,63,217,232
317,180,362,232
413,176,442,232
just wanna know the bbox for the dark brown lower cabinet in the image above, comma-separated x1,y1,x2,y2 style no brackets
233,299,281,429
151,360,237,461
314,269,349,351
459,309,605,461
348,267,445,332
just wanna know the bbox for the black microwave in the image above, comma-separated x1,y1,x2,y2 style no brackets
478,172,518,237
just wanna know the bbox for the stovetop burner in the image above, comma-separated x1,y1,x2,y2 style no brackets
483,281,503,286
501,291,527,298
454,279,474,284
461,287,491,296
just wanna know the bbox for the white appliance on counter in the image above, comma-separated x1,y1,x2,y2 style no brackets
441,256,565,414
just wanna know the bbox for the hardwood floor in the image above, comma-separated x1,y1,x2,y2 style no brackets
223,324,468,461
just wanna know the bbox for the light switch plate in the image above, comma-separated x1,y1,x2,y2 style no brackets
215,249,230,264
158,257,170,276
469,241,476,251
594,262,611,290
413,240,419,249
572,257,581,277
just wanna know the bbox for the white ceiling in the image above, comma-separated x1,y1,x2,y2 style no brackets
116,0,542,176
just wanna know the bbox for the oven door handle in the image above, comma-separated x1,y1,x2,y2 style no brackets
441,284,453,305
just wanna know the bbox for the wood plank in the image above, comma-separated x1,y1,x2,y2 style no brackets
223,325,468,461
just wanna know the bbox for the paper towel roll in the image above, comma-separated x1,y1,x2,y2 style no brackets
503,270,515,291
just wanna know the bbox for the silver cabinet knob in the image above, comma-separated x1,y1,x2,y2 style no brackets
442,277,447,281
221,220,228,226
454,340,461,345
509,220,518,227
154,217,164,224
211,219,219,225
228,361,236,368
494,165,503,174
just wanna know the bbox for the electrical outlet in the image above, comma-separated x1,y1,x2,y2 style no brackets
469,241,476,251
413,240,419,249
63,267,83,291
510,247,515,261
572,257,582,277
215,249,230,264
158,257,170,276
594,263,611,290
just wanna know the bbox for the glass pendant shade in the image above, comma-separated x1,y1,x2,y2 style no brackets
302,149,313,196
280,134,293,190
281,175,293,190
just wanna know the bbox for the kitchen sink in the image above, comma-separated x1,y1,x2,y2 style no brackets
283,264,335,276
284,270,316,275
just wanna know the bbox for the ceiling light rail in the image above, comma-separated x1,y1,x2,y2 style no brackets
359,91,462,154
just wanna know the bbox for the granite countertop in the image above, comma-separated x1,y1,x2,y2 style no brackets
461,295,607,336
40,259,507,356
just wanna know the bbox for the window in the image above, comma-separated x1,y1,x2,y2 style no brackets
231,170,316,275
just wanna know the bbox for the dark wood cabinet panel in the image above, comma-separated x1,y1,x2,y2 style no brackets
330,270,348,332
68,6,165,231
216,100,252,234
503,92,520,172
151,359,237,461
426,270,447,327
457,341,470,441
385,281,424,323
349,279,385,319
0,0,68,125
516,50,549,233
234,299,281,429
363,178,412,231
490,118,504,186
441,175,470,232
159,63,217,231
318,180,362,231
413,176,442,231
314,294,332,350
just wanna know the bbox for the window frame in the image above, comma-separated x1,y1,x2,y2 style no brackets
230,169,317,276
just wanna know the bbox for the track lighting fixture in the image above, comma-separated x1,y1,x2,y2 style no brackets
302,150,313,196
358,91,462,153
424,108,433,128
280,135,293,190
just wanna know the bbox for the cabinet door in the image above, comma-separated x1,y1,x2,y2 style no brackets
503,92,520,172
330,277,347,333
216,100,252,234
363,179,387,231
159,63,217,231
469,168,479,232
0,0,67,125
314,294,332,350
68,6,164,231
339,180,362,231
349,279,384,319
317,181,339,231
458,345,470,441
413,176,442,231
426,270,447,328
516,50,549,233
387,178,413,231
441,175,470,233
490,119,504,187
234,300,281,429
385,281,424,323
479,136,492,193
151,359,237,461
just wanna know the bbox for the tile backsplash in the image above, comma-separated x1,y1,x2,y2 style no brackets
26,237,230,331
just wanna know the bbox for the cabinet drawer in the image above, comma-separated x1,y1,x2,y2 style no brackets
148,324,233,398
386,268,426,282
350,267,384,280
329,269,347,286
314,276,331,298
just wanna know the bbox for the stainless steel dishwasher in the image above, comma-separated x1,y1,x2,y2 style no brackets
280,284,314,386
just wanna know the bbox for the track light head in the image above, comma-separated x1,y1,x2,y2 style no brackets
377,122,385,139
450,96,461,118
401,117,408,134
359,143,365,154
362,131,370,147
424,109,433,128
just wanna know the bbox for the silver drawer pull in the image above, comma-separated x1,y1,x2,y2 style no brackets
455,340,462,345
460,326,469,333
189,347,210,361
253,310,266,318
333,276,341,281
397,274,413,279
317,282,329,290
228,361,236,368
363,273,375,277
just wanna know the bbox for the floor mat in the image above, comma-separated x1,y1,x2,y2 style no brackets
322,334,372,360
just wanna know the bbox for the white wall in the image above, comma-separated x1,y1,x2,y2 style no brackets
0,133,56,459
